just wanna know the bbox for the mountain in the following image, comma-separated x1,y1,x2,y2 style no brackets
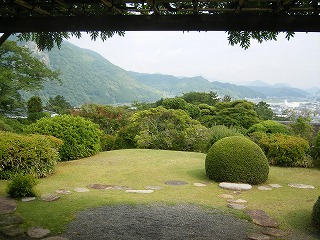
128,72,266,99
22,41,165,106
245,86,308,98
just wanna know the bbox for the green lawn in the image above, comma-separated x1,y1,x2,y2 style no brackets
0,149,319,237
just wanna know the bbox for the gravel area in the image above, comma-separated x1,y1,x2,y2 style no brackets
61,204,255,240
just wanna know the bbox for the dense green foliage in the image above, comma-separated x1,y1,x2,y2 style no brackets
205,136,269,184
128,107,210,152
6,174,37,198
27,96,48,122
290,116,314,142
247,120,292,135
207,125,243,150
312,131,320,167
257,133,312,167
254,101,274,120
0,116,27,133
0,41,60,112
25,115,101,161
0,131,62,179
162,97,200,119
312,196,320,232
181,92,220,106
45,95,72,114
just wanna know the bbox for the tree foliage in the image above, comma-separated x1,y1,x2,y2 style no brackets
254,101,274,120
181,91,220,106
0,41,60,112
46,95,72,114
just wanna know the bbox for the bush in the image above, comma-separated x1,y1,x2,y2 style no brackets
312,196,320,232
100,134,116,151
6,174,37,198
312,130,320,167
258,133,312,167
25,115,101,161
247,120,292,135
207,125,243,150
0,131,62,179
205,136,269,184
0,116,27,133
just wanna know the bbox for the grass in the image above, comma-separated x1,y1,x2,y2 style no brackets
0,149,319,237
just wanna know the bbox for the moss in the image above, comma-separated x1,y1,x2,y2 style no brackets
205,136,269,185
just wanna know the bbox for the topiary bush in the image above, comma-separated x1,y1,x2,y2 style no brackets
6,174,37,198
205,136,269,184
312,196,320,232
258,133,312,167
0,131,62,179
25,115,101,161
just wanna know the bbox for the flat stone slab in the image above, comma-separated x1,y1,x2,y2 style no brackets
218,194,234,199
0,197,17,214
27,226,50,238
257,186,272,191
288,183,315,189
87,184,130,190
74,187,90,193
1,225,25,237
227,199,247,204
244,210,279,228
219,182,252,191
247,233,271,240
165,180,188,186
193,183,207,187
22,197,36,202
56,189,72,195
268,184,282,188
145,186,163,190
261,227,289,237
125,190,154,194
41,194,60,202
0,215,23,227
227,203,246,210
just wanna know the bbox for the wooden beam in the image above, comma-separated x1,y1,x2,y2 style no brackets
0,15,319,32
14,0,51,16
0,32,11,46
100,0,123,14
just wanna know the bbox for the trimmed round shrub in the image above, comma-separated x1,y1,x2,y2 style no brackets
0,131,62,179
205,136,269,184
25,115,101,161
6,174,37,198
312,196,320,232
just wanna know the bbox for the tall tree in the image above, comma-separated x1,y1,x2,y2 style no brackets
254,101,274,120
0,41,60,112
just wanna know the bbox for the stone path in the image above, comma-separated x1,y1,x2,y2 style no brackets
0,180,316,239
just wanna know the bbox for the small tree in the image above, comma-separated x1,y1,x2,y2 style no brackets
254,101,274,120
27,96,48,122
46,95,72,114
289,116,314,143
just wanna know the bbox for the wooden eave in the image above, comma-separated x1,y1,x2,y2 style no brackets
0,0,319,32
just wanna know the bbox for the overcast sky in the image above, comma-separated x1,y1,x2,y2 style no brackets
68,31,320,89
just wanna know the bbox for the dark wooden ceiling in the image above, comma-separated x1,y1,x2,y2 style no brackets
0,0,320,32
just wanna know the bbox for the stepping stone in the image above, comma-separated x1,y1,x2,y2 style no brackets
193,183,207,187
0,215,23,227
22,197,36,202
0,196,17,214
145,186,163,190
227,203,246,210
227,199,247,204
0,225,25,237
165,180,188,186
261,227,289,237
27,226,50,238
125,190,154,194
56,189,72,194
41,194,60,202
43,237,70,240
247,233,271,240
268,184,282,188
257,186,272,191
244,209,279,228
74,187,90,193
87,184,111,190
218,194,234,199
219,182,252,191
288,183,315,189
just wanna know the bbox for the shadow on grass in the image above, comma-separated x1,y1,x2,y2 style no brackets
284,209,319,239
187,168,209,182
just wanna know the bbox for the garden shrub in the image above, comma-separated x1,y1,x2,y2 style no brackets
6,174,37,198
0,116,26,133
129,107,210,152
247,120,292,135
205,136,269,185
258,133,312,167
312,196,320,232
25,115,101,161
100,134,116,151
312,131,320,167
0,131,62,179
207,125,243,150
